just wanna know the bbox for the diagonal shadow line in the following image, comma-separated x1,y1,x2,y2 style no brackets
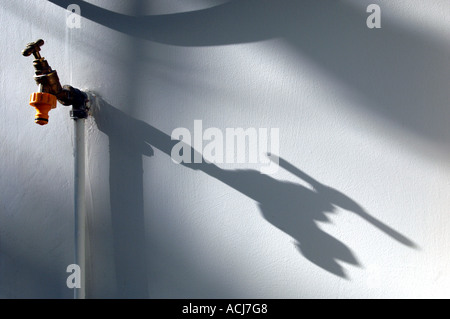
49,0,450,158
93,97,417,280
48,0,276,45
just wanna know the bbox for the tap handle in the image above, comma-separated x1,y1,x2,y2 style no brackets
22,39,45,59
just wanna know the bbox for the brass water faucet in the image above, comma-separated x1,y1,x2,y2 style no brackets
22,39,89,125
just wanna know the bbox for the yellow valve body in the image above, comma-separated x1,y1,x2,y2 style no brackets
29,92,57,125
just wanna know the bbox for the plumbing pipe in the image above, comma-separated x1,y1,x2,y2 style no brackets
73,116,86,299
71,89,92,299
73,91,93,299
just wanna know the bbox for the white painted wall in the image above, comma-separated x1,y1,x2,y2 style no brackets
1,0,449,298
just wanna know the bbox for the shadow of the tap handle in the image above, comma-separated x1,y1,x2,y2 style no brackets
268,153,418,248
320,184,418,248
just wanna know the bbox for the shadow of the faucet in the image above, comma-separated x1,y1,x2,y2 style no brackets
92,96,417,281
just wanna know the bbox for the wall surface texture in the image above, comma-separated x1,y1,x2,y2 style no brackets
1,0,450,298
